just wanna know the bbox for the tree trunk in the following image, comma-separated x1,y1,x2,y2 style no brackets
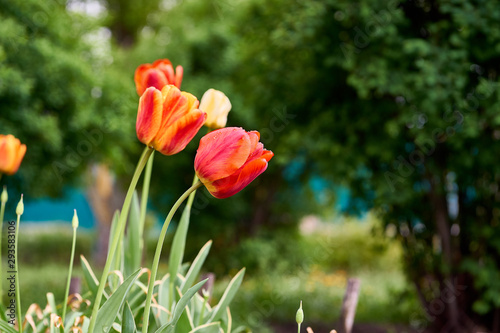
337,278,361,333
86,164,124,267
429,176,463,332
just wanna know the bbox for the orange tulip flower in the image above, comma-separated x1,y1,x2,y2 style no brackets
137,85,207,156
194,127,273,199
0,134,26,175
134,59,183,96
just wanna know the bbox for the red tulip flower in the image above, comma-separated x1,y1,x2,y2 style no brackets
134,59,183,96
194,127,273,199
137,85,206,156
0,134,26,175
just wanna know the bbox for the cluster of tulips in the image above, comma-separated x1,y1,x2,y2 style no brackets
134,59,273,199
0,58,273,333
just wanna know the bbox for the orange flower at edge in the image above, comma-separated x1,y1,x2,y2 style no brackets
134,59,183,96
194,127,273,199
137,85,207,156
0,134,26,175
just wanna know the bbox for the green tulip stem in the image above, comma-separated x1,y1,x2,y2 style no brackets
139,151,155,255
61,222,77,323
168,173,199,306
15,213,22,333
198,293,208,326
0,195,6,304
88,146,154,333
142,180,203,332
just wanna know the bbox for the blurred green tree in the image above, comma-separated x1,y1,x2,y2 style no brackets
0,0,139,197
219,0,500,331
97,0,161,46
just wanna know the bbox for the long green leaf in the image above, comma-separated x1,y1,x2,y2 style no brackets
154,279,208,333
189,322,221,333
0,304,8,322
175,306,193,333
122,302,137,333
64,312,83,333
107,210,120,260
80,255,99,296
168,190,195,285
231,326,247,333
108,210,122,290
125,192,141,277
180,241,212,294
208,268,245,322
94,269,141,333
225,307,232,333
0,321,18,333
47,292,57,316
157,274,171,326
172,280,208,327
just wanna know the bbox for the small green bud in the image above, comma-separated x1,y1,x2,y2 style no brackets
202,289,210,299
72,209,79,229
296,301,304,324
16,194,24,216
1,186,7,204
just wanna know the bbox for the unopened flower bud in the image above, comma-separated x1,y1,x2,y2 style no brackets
16,194,24,216
296,301,304,324
1,186,7,204
72,209,79,229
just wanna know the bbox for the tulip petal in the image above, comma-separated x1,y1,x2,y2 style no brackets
134,64,152,95
153,110,207,156
0,137,15,174
145,69,168,94
135,65,170,96
9,144,26,175
261,149,274,162
159,86,198,130
136,88,163,146
153,59,175,83
247,131,260,153
208,157,271,199
195,127,252,183
152,59,173,67
174,65,183,88
0,135,26,175
135,59,183,95
200,89,232,129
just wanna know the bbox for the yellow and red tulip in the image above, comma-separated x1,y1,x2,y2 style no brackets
199,89,232,129
194,127,273,199
137,85,206,156
134,59,183,96
0,134,26,175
